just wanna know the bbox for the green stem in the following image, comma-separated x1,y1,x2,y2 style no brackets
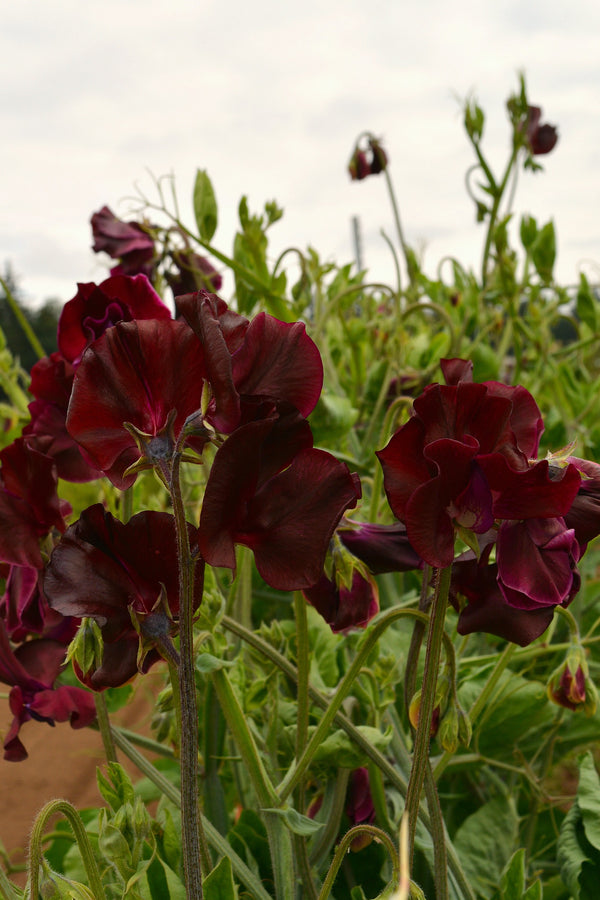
0,864,17,900
110,727,272,900
94,692,118,764
424,761,448,900
480,146,519,286
0,276,46,360
28,800,106,900
293,590,318,898
404,565,452,862
277,607,431,802
222,615,476,900
168,446,204,899
317,825,399,900
382,165,416,293
211,667,295,900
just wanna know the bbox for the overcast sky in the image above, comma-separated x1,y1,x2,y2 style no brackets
1,0,599,308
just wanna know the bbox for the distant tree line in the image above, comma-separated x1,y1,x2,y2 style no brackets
0,263,60,374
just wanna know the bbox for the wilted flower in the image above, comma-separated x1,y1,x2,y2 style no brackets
91,206,155,278
525,105,558,155
166,248,222,296
348,136,388,180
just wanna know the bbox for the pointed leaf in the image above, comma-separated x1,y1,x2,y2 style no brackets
204,855,238,900
264,807,324,836
193,169,218,242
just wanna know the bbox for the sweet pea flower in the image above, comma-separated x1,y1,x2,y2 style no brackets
66,318,209,489
166,248,222,296
43,504,202,690
23,352,101,483
525,106,559,155
0,438,69,569
91,206,155,278
58,273,171,366
304,568,379,634
377,359,580,568
0,619,96,761
345,768,376,851
198,410,361,591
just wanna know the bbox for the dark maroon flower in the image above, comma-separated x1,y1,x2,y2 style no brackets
198,411,361,590
345,768,376,850
496,517,580,610
177,291,323,434
337,521,423,574
43,504,202,690
91,206,155,278
377,359,580,567
549,662,586,711
348,137,388,180
0,439,69,569
23,353,101,482
0,564,76,642
304,568,378,634
564,456,600,549
451,542,556,647
166,249,222,296
66,319,208,489
348,149,371,181
0,619,96,761
58,273,171,366
525,106,558,155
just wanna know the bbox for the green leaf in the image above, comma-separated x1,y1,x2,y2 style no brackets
195,652,234,675
143,856,186,900
576,273,597,332
96,762,135,812
522,881,543,900
193,169,218,242
454,797,519,898
530,220,556,283
499,848,525,899
520,214,538,251
577,752,600,851
557,803,587,900
264,807,324,836
312,726,392,769
204,855,238,900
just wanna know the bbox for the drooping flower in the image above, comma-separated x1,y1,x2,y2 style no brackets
496,517,580,611
547,648,598,714
58,273,171,366
0,619,96,761
564,456,600,550
337,521,423,574
525,106,558,155
23,352,101,482
43,504,202,690
304,568,378,634
377,359,580,568
66,318,209,489
165,248,222,296
0,563,77,642
345,768,376,851
91,206,155,279
198,410,361,590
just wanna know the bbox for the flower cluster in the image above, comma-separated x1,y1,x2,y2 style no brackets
377,359,600,645
2,269,362,742
91,205,222,293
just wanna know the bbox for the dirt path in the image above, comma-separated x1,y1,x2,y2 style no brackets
0,669,165,882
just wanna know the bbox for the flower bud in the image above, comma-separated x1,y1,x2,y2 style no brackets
547,647,597,715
